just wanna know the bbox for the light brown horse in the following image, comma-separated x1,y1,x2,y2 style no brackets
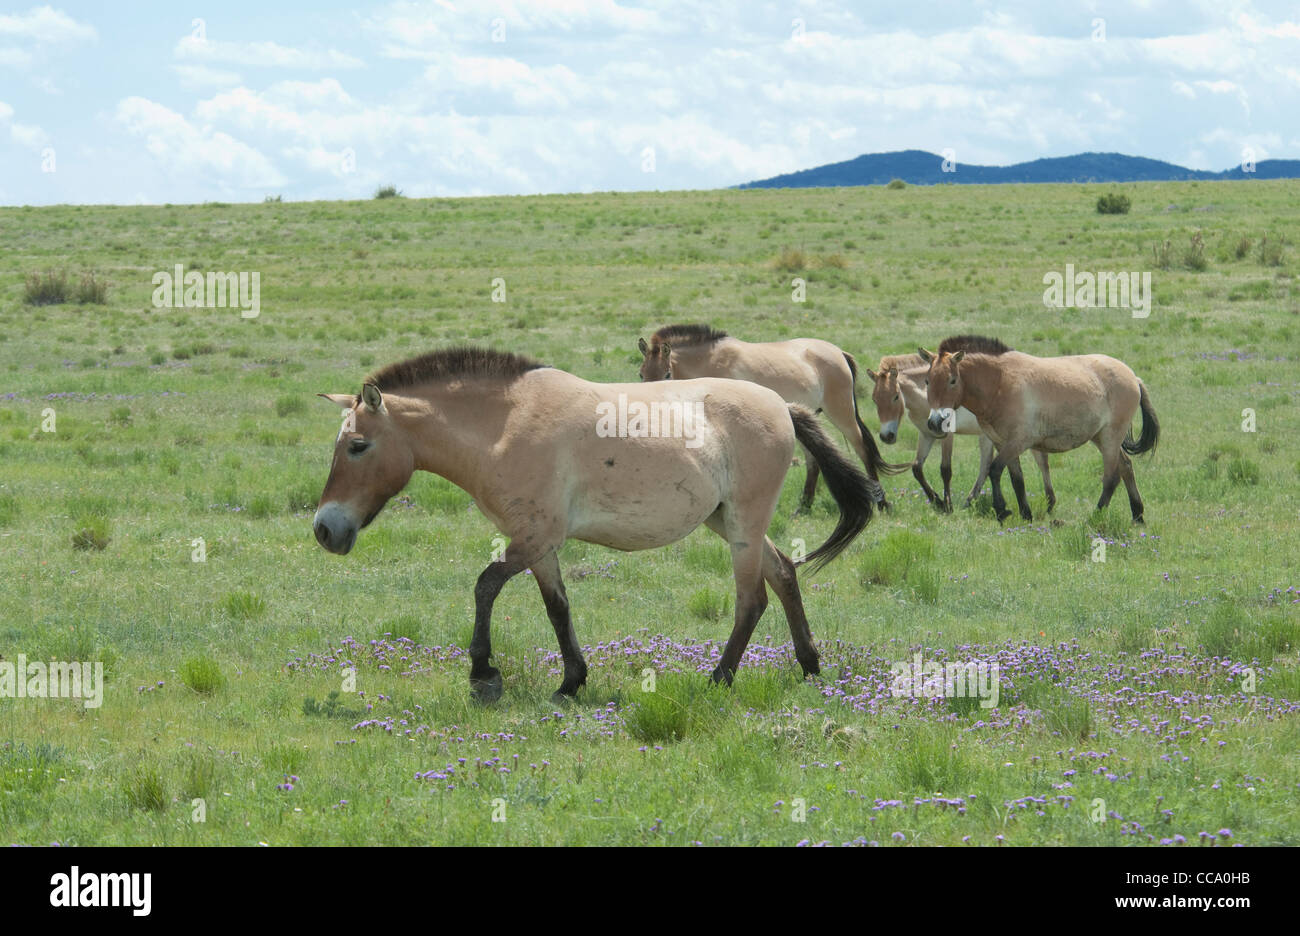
919,335,1159,523
637,324,904,511
866,352,1052,512
313,347,878,702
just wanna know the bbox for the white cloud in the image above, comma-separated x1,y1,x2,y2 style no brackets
171,64,243,89
0,6,96,43
174,36,363,70
115,96,286,189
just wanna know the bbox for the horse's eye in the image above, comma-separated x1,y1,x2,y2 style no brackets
348,439,371,456
893,394,899,402
949,377,957,386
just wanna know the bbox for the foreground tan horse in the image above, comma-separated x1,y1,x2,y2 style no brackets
919,336,1158,523
313,347,878,701
866,352,1052,512
637,324,903,511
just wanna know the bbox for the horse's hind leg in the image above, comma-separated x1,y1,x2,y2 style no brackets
1094,433,1124,513
822,391,889,511
761,537,819,677
530,549,587,700
468,544,529,702
704,513,768,686
796,443,820,514
1032,450,1055,514
1119,454,1145,523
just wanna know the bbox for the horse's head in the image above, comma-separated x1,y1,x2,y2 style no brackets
918,347,965,438
637,337,672,381
313,383,415,555
865,363,904,444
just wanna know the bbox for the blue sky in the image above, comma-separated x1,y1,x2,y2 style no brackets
2,0,1298,205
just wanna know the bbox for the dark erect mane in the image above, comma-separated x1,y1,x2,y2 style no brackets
938,334,1012,356
365,346,547,392
651,323,728,349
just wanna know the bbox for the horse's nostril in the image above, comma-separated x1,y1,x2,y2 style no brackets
314,522,329,547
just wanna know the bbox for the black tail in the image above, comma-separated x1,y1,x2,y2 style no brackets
1122,381,1160,456
789,404,876,575
843,352,909,478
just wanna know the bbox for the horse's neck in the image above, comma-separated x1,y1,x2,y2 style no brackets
896,367,931,417
392,393,493,494
956,358,1002,421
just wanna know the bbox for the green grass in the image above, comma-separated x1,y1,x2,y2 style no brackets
0,179,1298,844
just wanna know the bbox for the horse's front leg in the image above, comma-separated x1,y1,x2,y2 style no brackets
964,434,995,507
987,442,1028,524
911,433,942,507
468,543,529,702
1006,456,1033,522
939,433,954,513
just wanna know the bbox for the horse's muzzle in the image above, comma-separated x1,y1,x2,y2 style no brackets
879,420,898,445
926,409,954,438
313,503,358,555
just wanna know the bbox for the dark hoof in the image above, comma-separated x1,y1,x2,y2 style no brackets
878,499,892,514
710,666,734,687
995,508,1011,524
1133,515,1145,525
469,668,503,703
552,674,586,703
1020,510,1033,522
794,502,814,517
800,659,821,678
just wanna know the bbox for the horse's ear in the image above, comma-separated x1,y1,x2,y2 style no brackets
864,368,878,383
918,347,934,363
361,383,385,413
950,350,966,364
660,342,671,357
887,364,898,377
318,393,354,409
638,337,649,356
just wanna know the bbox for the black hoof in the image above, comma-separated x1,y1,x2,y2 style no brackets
1133,515,1145,525
710,666,734,686
552,674,586,703
470,668,503,703
995,508,1011,524
800,659,821,678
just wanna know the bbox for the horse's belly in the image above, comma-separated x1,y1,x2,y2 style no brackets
569,503,717,552
566,462,722,551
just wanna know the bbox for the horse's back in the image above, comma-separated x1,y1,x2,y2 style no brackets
725,337,852,408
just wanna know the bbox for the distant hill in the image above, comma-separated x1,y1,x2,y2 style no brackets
738,150,1300,188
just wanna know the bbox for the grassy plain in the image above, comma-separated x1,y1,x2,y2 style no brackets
0,178,1296,844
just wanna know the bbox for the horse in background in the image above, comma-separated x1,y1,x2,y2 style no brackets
866,351,1052,512
637,324,905,511
920,335,1158,523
